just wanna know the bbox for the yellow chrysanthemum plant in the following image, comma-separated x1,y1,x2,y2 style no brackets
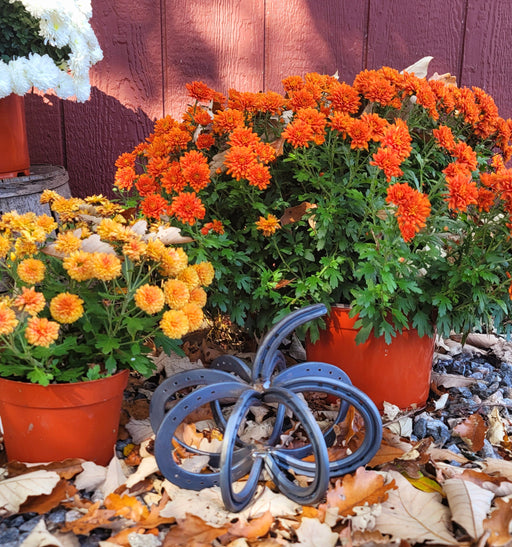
113,58,512,344
0,193,213,386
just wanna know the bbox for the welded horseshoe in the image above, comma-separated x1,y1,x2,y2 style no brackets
219,387,331,512
153,382,251,489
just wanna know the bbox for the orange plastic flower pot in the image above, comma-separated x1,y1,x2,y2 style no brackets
305,306,435,410
0,94,30,179
0,370,128,465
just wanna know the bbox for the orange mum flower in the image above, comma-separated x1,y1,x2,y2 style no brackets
160,309,189,339
25,316,60,347
17,258,46,284
432,125,456,153
288,88,317,111
212,109,245,134
380,119,412,160
115,152,136,169
140,194,170,220
14,286,46,315
329,112,355,135
123,239,147,262
360,113,389,142
228,127,260,148
193,108,213,126
91,253,122,281
327,82,361,114
114,166,136,191
135,174,159,197
200,219,225,235
386,183,431,242
255,214,280,236
370,147,404,181
476,187,496,212
0,304,19,335
161,162,187,193
452,141,478,172
195,133,215,150
180,150,211,192
282,119,314,148
181,303,204,332
134,284,165,315
225,146,257,180
163,279,190,309
445,173,479,212
348,118,372,150
170,192,206,225
63,251,94,282
282,75,304,93
50,293,84,323
353,69,397,106
246,163,272,190
185,81,214,102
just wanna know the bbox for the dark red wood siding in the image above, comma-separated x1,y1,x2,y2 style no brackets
24,0,512,197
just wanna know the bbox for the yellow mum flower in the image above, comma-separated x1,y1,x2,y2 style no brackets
160,309,189,339
25,316,60,347
144,239,166,260
123,239,147,262
50,293,84,323
14,239,38,258
189,287,207,308
0,235,11,258
40,189,60,204
17,258,46,284
54,232,82,255
91,253,122,281
97,219,130,242
193,262,215,286
36,214,58,233
160,247,188,277
181,303,204,332
0,305,18,335
163,279,190,309
13,287,46,316
134,284,165,314
63,251,95,281
178,266,201,290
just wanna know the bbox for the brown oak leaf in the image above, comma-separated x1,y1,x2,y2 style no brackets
228,510,273,539
453,414,487,451
163,513,228,546
19,478,77,515
104,493,150,522
322,467,396,516
483,498,512,546
60,501,117,535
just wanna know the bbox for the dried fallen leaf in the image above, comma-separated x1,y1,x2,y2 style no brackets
443,478,494,539
367,442,406,467
74,461,107,492
280,202,317,226
125,455,159,488
228,510,273,540
431,372,477,388
483,498,512,546
323,467,395,517
162,513,228,546
60,501,117,535
373,470,457,544
293,517,338,547
19,518,67,547
0,470,60,516
453,414,487,452
19,478,77,515
104,493,149,522
6,459,84,480
487,407,506,446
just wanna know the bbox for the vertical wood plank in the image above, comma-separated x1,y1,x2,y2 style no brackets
63,0,164,197
163,0,265,117
265,0,368,91
24,92,64,167
462,0,512,118
366,0,466,79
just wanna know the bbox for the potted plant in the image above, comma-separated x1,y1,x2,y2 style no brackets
111,59,512,408
0,0,103,177
0,193,213,464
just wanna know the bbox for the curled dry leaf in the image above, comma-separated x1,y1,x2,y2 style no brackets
293,517,339,547
60,501,117,535
280,202,317,226
0,470,60,516
228,510,274,540
483,498,512,546
162,513,228,547
452,414,487,452
373,470,456,544
323,467,395,517
19,478,77,515
104,493,149,521
443,478,494,539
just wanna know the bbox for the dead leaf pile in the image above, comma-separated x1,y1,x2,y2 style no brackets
2,338,512,545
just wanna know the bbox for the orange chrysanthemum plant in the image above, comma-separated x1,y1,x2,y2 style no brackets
113,58,512,344
0,193,213,385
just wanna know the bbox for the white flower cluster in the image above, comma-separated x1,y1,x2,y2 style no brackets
0,0,103,102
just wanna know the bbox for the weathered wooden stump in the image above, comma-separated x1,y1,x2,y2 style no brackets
0,165,71,216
